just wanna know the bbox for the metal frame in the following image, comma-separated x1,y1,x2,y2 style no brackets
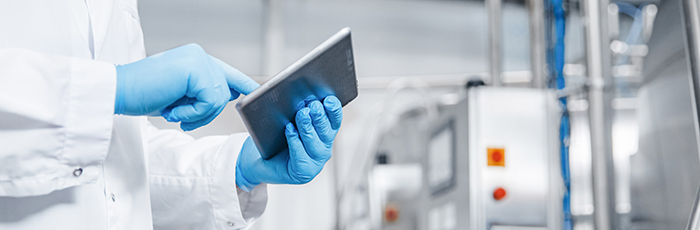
487,0,503,86
582,0,618,229
488,0,547,88
428,119,458,197
528,0,547,88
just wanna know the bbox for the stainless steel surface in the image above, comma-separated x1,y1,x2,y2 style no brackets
632,46,700,228
689,186,700,230
683,0,700,228
625,0,700,229
684,0,700,138
487,0,503,86
527,0,546,88
467,87,562,230
582,0,617,229
423,95,470,230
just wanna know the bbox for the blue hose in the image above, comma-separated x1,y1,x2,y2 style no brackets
550,0,572,229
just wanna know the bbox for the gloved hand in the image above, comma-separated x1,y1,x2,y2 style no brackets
114,43,260,131
235,96,343,192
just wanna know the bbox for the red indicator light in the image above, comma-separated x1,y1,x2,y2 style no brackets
384,204,399,222
493,188,507,201
492,151,503,162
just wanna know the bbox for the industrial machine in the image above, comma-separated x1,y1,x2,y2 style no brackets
337,0,700,229
365,86,563,230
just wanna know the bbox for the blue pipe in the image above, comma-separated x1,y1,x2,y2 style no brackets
550,0,572,229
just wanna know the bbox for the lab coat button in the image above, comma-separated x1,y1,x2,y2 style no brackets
227,221,234,227
73,168,83,177
111,193,116,202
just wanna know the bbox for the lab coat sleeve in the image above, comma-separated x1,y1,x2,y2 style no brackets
146,122,267,230
0,48,116,197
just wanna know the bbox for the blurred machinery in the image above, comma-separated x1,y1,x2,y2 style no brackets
632,0,700,229
344,84,564,230
337,0,700,229
582,0,700,229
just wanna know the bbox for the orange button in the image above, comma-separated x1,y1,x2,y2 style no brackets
487,148,505,167
493,188,507,200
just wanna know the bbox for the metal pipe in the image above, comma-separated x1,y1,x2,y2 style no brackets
642,4,658,43
527,0,546,88
682,0,700,228
487,0,502,86
583,0,618,229
608,4,620,41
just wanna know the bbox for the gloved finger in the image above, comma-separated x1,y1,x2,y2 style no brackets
161,96,196,120
284,123,307,168
212,60,235,102
179,102,227,131
229,88,242,101
323,96,343,130
295,107,329,161
308,100,335,144
284,123,316,184
164,86,218,123
170,96,199,107
210,56,260,96
285,123,305,159
185,82,229,130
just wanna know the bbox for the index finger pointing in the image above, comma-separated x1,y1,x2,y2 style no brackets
210,55,260,95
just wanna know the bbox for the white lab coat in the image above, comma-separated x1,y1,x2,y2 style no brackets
0,0,267,229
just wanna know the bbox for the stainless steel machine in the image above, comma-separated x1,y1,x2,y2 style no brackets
336,0,700,229
365,86,563,230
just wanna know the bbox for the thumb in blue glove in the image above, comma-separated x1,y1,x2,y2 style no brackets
114,44,260,131
236,96,343,192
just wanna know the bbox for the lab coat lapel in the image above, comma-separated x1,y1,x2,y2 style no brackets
85,0,116,61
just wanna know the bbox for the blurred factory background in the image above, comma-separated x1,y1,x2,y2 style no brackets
138,0,700,229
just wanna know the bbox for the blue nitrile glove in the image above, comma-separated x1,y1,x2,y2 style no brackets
114,43,260,131
235,96,343,192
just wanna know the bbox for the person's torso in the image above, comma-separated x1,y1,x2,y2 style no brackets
0,0,151,229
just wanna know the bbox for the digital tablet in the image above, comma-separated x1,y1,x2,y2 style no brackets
236,28,358,160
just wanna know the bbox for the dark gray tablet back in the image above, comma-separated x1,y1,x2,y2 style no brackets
236,29,357,160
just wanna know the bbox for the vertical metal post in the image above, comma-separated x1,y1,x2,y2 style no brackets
683,0,700,228
528,0,547,88
487,0,503,86
583,0,618,229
